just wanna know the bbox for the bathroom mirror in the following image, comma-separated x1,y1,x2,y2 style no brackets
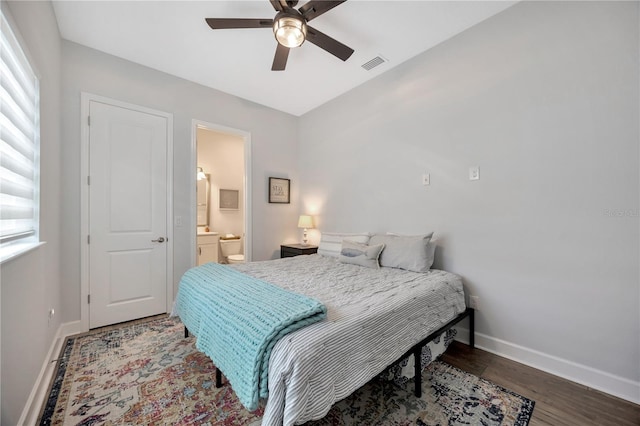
196,177,209,226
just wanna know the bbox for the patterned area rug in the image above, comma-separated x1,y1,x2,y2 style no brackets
40,316,534,425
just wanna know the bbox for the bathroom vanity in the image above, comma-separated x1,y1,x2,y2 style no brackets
197,232,219,265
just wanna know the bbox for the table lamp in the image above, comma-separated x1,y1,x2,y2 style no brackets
297,215,314,245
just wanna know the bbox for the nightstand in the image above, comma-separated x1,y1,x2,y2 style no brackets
280,244,318,258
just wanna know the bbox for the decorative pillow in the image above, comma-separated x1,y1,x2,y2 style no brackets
339,240,385,269
317,232,371,258
369,232,434,272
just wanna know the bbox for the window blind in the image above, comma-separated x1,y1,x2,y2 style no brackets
0,10,40,243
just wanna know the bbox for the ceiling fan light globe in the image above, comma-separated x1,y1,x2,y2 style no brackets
273,16,306,48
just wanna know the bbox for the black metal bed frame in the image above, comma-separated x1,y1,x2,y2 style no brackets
400,307,474,397
184,307,475,396
183,326,225,387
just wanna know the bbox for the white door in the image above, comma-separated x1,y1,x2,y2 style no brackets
88,100,169,328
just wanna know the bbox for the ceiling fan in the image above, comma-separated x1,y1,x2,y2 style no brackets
205,0,354,71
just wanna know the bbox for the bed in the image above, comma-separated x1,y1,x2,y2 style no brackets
174,232,471,426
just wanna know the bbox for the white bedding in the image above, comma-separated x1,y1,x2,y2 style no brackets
231,254,466,426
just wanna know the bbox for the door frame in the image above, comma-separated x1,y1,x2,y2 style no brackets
191,119,252,267
80,92,174,332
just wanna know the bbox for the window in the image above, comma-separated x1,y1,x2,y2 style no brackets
0,9,41,262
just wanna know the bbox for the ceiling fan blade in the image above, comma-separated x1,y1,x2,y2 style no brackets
205,18,273,30
306,26,354,61
299,0,346,22
272,43,290,71
269,0,284,12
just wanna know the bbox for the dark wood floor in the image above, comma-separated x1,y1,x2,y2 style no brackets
442,342,640,426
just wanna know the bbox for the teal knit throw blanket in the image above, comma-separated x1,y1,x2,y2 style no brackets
174,263,327,411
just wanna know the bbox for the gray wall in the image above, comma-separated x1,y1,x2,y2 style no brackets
2,0,638,421
61,41,301,321
299,0,639,386
1,1,63,424
2,2,301,419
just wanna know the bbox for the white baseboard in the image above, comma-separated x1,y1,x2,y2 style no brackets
454,326,640,405
18,320,81,426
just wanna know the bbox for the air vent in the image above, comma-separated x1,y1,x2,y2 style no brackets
361,56,387,71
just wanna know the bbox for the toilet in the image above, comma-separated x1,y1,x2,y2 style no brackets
219,236,245,264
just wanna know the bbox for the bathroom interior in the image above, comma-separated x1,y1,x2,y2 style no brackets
196,126,245,265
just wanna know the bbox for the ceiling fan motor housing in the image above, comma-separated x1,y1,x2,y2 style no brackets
273,10,307,48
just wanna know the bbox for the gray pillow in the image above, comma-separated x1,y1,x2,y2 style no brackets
339,240,385,269
369,233,434,272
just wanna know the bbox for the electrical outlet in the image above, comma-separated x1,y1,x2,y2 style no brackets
422,173,430,186
469,296,480,310
469,166,480,181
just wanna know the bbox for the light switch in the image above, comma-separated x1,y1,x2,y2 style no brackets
422,173,430,186
469,166,480,181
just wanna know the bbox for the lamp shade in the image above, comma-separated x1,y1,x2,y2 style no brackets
297,215,314,229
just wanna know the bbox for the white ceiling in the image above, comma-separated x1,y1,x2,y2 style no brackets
52,0,516,116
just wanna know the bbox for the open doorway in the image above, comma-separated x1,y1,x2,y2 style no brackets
191,120,251,267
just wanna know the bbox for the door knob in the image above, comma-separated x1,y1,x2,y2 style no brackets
152,237,165,243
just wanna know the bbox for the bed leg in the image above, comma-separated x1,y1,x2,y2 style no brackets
413,346,422,398
469,308,475,348
216,368,223,388
184,326,189,338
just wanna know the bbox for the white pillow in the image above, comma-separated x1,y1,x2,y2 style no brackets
369,232,434,272
317,232,371,258
339,240,385,269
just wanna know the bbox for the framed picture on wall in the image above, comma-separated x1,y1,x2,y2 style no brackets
269,177,290,204
219,189,239,210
